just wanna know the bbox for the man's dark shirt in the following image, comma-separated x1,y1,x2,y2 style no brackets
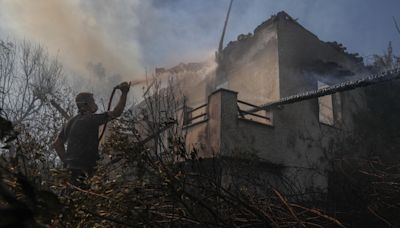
58,112,110,170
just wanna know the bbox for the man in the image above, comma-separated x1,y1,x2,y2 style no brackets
53,82,130,184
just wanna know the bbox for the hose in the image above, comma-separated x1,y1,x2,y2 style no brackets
99,86,118,141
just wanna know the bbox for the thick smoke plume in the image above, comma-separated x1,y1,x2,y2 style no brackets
2,0,396,98
0,0,143,94
0,0,224,100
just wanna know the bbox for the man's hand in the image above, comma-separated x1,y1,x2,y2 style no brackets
116,82,130,94
109,82,130,118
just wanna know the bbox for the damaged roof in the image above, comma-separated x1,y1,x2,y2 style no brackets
254,68,400,111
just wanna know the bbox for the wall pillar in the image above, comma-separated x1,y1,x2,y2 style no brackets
207,89,238,156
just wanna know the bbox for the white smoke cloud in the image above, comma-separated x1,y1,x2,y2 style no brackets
1,0,399,91
0,0,143,93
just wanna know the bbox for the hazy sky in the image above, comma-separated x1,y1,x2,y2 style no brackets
0,0,399,84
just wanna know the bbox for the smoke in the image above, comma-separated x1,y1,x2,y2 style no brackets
0,0,143,93
1,0,398,96
0,0,227,101
154,58,218,106
133,0,226,67
87,62,106,80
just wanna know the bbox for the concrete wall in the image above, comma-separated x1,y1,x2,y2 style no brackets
184,89,330,191
182,13,374,192
160,12,380,193
275,12,371,159
184,120,209,155
213,19,280,105
276,12,367,97
183,89,238,158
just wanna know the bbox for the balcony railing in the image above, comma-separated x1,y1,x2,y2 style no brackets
237,100,273,125
183,103,208,126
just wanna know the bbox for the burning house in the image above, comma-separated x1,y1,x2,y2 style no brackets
134,11,400,194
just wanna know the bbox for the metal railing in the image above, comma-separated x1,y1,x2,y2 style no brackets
237,100,272,125
184,103,208,126
253,68,400,111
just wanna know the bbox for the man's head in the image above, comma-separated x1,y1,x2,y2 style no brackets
75,92,98,114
